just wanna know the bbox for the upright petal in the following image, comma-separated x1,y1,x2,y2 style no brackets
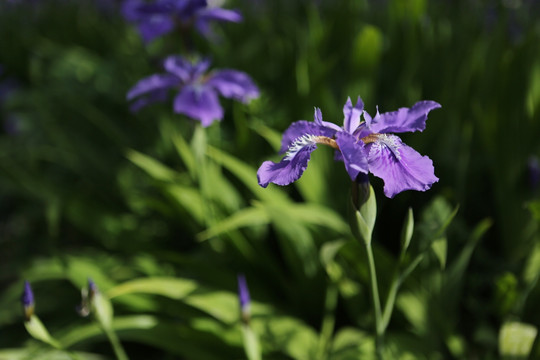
257,143,317,188
173,85,223,127
365,135,438,198
163,56,192,82
343,96,364,134
279,120,337,154
366,100,441,134
335,131,369,181
313,107,342,132
126,73,178,100
206,70,259,103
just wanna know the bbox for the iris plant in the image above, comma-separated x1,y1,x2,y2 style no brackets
258,97,441,198
122,0,242,43
127,55,259,126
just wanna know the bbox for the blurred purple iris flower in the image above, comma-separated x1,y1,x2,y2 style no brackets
258,97,441,198
127,55,259,127
122,0,242,43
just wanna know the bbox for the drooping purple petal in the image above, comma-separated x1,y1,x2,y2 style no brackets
366,101,441,134
129,88,170,112
279,120,337,154
343,96,364,134
365,135,438,198
138,16,175,43
313,107,342,132
207,69,259,103
257,144,317,188
173,85,223,127
126,73,178,100
335,131,369,181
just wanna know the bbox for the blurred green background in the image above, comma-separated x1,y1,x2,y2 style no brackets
1,0,540,359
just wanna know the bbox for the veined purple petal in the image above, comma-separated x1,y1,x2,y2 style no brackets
207,70,259,103
279,120,337,154
366,101,441,134
313,107,342,132
335,131,368,181
257,143,317,188
365,135,438,198
343,96,364,134
173,85,223,127
127,73,178,100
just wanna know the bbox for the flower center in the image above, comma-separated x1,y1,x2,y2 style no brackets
284,135,338,161
362,133,401,160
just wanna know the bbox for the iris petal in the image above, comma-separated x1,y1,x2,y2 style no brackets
366,101,441,134
126,73,178,100
257,145,317,188
366,136,438,198
343,96,364,134
279,120,337,154
335,131,368,181
173,85,223,127
207,70,259,103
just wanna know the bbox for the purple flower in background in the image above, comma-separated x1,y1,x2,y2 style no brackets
122,0,242,43
237,274,250,323
258,96,441,198
21,280,35,321
127,55,259,126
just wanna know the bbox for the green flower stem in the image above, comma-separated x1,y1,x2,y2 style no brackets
316,283,338,360
103,326,128,360
364,240,384,358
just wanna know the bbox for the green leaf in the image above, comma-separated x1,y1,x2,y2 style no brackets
400,208,414,255
164,184,205,223
107,277,198,300
251,316,318,360
184,290,239,324
126,149,179,182
330,327,375,360
499,321,538,359
242,325,261,360
24,315,62,349
197,205,270,241
205,145,289,203
431,237,447,270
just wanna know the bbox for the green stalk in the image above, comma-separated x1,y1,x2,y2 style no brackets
103,327,128,360
316,283,338,360
364,241,384,359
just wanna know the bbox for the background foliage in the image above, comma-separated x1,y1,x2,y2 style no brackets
1,0,540,359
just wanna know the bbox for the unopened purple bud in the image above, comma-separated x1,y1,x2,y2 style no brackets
21,280,35,321
87,278,98,300
237,274,251,323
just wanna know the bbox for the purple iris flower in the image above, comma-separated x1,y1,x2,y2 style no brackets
127,55,259,127
122,0,242,43
21,280,35,321
258,97,441,198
